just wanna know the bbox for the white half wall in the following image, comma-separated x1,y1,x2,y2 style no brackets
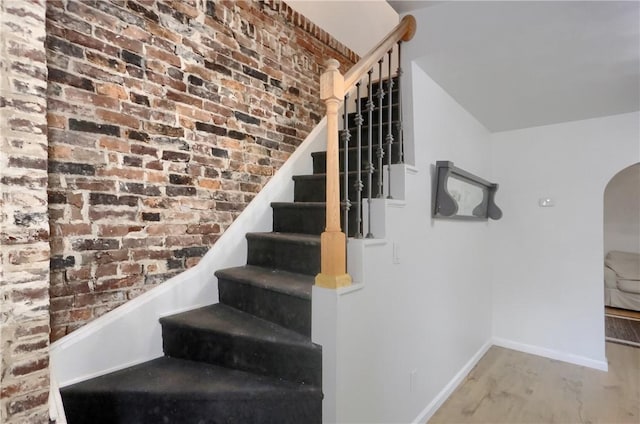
313,60,494,423
50,120,326,388
604,163,640,255
491,111,640,366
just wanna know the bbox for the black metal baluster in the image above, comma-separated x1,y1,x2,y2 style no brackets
365,69,374,238
396,41,404,164
386,49,394,199
341,94,350,239
376,58,385,198
354,82,363,238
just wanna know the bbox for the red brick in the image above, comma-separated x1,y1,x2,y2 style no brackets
43,0,358,350
96,109,141,129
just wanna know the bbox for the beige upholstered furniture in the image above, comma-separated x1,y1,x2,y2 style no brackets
605,250,640,311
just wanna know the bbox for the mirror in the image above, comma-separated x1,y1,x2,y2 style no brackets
433,161,502,221
446,176,486,217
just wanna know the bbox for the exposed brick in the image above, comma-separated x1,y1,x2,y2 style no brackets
169,174,193,185
47,161,95,176
51,255,75,270
166,185,196,197
162,150,190,162
48,68,94,91
173,246,209,258
43,0,358,355
195,121,226,135
69,118,120,137
130,92,150,106
89,193,138,206
142,212,160,221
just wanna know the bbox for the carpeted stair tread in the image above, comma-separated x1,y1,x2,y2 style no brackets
160,303,315,348
61,356,319,400
215,265,313,300
62,356,322,424
246,232,321,275
246,231,320,244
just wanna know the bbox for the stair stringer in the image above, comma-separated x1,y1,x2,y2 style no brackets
49,119,328,392
312,163,418,422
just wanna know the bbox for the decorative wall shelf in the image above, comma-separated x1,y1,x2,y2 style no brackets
433,161,502,221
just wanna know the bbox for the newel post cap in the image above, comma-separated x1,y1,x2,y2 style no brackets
320,59,344,101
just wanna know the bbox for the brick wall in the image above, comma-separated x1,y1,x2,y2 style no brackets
0,0,51,422
46,0,358,341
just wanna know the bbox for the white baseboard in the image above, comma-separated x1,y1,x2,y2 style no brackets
412,340,492,424
492,337,608,371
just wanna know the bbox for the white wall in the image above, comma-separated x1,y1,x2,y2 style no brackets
604,163,640,255
286,1,398,56
491,112,640,367
316,60,494,423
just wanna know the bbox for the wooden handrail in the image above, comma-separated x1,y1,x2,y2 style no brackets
343,15,416,92
315,15,416,290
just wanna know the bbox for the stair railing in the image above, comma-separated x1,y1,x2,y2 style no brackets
315,15,416,289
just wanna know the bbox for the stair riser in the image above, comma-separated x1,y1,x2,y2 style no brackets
294,174,382,203
62,392,322,424
218,278,311,336
246,235,320,275
272,205,359,237
162,325,322,386
312,144,402,174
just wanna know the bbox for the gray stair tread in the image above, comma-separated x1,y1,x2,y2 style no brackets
216,265,314,300
246,232,320,245
161,304,316,348
62,356,319,399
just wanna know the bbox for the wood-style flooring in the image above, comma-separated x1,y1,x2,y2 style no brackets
429,342,640,423
606,306,640,321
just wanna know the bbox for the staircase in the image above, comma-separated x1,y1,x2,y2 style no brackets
61,78,401,423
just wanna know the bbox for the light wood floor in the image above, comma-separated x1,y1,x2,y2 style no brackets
606,306,640,321
429,343,640,423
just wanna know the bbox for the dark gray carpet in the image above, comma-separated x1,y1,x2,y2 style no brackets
605,315,640,347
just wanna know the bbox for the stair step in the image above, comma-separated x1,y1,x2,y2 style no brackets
311,143,402,174
216,265,313,336
161,304,322,386
293,172,382,203
246,232,320,275
61,356,322,424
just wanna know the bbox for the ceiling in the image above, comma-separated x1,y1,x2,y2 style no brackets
389,1,640,132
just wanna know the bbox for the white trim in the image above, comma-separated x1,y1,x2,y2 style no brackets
412,340,492,424
54,355,162,388
605,337,640,348
492,337,609,371
405,164,420,175
50,118,328,388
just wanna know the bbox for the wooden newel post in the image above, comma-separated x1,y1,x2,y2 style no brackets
316,59,352,289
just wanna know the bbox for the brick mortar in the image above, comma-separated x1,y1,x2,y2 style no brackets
46,0,358,347
1,0,50,421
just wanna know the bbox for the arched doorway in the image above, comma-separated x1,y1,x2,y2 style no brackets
603,162,640,346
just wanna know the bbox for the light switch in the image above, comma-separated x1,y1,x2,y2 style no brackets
538,198,555,207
